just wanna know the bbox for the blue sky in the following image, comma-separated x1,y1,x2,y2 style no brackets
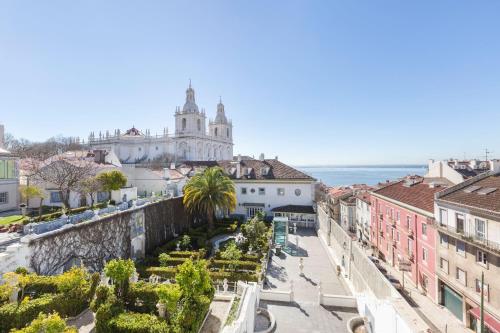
1,1,499,165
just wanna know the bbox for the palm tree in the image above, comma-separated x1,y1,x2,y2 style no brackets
183,167,236,231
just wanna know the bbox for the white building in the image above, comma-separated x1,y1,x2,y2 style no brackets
176,155,318,223
355,193,371,242
340,196,356,234
89,82,233,163
0,124,19,213
426,159,500,185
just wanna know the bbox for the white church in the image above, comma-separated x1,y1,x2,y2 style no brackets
89,82,233,163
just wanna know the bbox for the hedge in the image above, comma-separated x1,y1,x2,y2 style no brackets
24,275,59,295
160,257,188,267
108,312,169,333
209,259,260,271
125,282,159,314
0,294,57,332
167,251,201,259
146,267,258,283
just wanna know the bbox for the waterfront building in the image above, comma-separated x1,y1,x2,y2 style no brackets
340,195,356,234
370,176,447,302
89,82,233,163
434,172,500,331
0,124,19,213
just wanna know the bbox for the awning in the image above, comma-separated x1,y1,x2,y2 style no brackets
469,307,500,333
241,203,265,207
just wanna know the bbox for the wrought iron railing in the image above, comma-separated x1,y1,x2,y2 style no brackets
437,223,500,253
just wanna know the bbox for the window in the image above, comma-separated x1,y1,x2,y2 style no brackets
227,128,229,137
475,279,489,301
456,240,466,257
97,192,109,203
422,223,427,236
250,188,255,194
439,208,448,225
241,188,247,195
476,250,487,267
294,189,301,196
197,119,201,131
246,207,263,218
215,128,218,136
475,219,486,240
456,267,467,285
258,188,265,195
155,146,159,151
50,192,62,203
0,192,8,204
277,188,285,196
182,118,186,130
396,211,400,222
439,234,449,248
396,231,400,242
440,258,449,274
406,216,411,229
456,213,465,233
422,247,428,263
407,239,413,255
138,147,142,151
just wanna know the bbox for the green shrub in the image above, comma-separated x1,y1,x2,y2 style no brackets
146,267,177,280
208,271,258,282
108,312,169,333
10,312,78,333
94,294,124,333
0,294,57,331
104,259,135,298
158,253,170,267
171,295,210,333
209,260,259,271
159,257,188,267
125,282,159,314
91,286,111,313
167,251,201,259
24,275,59,295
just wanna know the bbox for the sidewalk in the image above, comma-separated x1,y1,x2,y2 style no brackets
376,254,472,333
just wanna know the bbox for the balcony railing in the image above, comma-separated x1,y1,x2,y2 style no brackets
408,229,414,238
437,223,500,253
408,253,414,262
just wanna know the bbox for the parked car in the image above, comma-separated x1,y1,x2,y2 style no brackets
368,256,380,265
386,275,403,290
375,264,387,275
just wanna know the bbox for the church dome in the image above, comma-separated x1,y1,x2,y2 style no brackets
182,81,199,113
214,99,228,124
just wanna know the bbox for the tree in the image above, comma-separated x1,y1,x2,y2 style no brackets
175,259,214,299
28,155,97,209
97,170,127,201
242,213,268,253
180,235,191,250
19,185,46,219
77,177,103,208
104,259,135,298
183,167,236,231
220,242,242,271
156,284,181,319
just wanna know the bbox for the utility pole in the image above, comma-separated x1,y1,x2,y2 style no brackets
481,271,485,333
485,148,492,161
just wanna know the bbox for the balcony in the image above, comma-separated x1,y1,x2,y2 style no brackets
437,223,500,254
408,253,414,262
392,239,397,248
408,229,414,238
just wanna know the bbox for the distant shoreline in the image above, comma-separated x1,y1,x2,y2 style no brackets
294,164,427,169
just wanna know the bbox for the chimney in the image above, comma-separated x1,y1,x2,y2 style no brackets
0,124,4,148
170,163,176,170
237,154,242,162
491,160,500,173
275,156,279,160
259,153,265,161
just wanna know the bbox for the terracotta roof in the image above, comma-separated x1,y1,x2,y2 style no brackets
327,187,352,198
356,192,371,204
438,173,500,214
373,176,446,213
341,196,357,205
271,205,315,214
180,159,315,181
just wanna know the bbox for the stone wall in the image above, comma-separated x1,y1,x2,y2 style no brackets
143,196,190,253
0,196,191,276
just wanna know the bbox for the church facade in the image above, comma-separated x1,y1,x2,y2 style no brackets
89,83,233,163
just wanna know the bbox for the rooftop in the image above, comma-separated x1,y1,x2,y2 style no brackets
373,176,447,213
437,173,500,216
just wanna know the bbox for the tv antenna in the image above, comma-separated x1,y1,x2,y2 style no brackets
485,148,492,161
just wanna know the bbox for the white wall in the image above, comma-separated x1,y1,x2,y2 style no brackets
0,180,19,212
426,160,464,185
356,199,371,241
232,181,314,216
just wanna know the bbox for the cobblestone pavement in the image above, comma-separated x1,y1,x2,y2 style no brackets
264,228,350,302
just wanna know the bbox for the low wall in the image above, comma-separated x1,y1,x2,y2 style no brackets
259,289,293,303
321,294,357,308
317,206,429,333
0,196,191,275
222,283,259,333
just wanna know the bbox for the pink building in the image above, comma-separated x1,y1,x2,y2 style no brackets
370,176,447,302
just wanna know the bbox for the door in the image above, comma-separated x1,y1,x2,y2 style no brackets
442,284,463,321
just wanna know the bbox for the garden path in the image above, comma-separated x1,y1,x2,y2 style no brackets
66,308,95,333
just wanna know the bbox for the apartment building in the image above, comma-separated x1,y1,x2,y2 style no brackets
434,172,500,332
